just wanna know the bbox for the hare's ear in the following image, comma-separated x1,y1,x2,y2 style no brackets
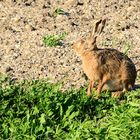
97,18,106,35
91,18,106,37
87,19,106,50
87,19,102,45
91,19,102,37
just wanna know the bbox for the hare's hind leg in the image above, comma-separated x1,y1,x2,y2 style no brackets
112,81,131,98
122,80,129,92
87,80,94,96
112,91,124,98
112,83,128,98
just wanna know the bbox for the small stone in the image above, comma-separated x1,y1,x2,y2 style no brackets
5,66,13,73
25,24,31,30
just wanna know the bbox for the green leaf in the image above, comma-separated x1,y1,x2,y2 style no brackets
33,106,39,115
39,113,46,124
63,105,75,121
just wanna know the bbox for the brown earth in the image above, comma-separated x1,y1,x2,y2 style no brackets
0,0,140,90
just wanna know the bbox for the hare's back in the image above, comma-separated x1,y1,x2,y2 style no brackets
96,48,130,63
96,48,136,79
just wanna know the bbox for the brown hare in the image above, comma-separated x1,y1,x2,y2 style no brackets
72,18,137,98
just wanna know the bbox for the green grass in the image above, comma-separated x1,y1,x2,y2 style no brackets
0,76,140,140
123,40,133,55
43,32,67,47
53,8,65,17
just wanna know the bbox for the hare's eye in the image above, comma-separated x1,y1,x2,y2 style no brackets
80,39,85,44
92,40,95,45
92,37,97,44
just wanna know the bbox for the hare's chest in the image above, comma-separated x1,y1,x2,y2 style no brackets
82,59,99,80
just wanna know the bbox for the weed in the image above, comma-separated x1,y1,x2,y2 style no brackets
123,40,133,55
53,8,65,17
43,32,67,47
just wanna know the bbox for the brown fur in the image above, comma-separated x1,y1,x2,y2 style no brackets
72,19,137,98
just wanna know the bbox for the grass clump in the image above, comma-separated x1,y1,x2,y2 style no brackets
53,8,65,17
0,76,140,139
123,40,133,55
43,32,67,47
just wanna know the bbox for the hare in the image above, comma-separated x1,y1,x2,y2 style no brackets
72,18,137,98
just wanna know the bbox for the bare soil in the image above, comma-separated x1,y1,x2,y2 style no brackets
0,0,140,90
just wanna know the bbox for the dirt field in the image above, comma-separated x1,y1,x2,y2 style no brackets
0,0,140,90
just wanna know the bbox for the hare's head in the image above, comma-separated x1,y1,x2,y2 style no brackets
72,18,106,56
72,38,98,56
72,39,86,56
